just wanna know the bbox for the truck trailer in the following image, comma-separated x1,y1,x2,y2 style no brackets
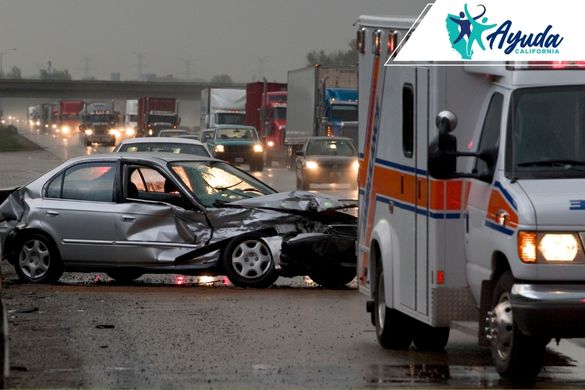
245,81,287,166
356,15,585,382
200,88,246,130
58,100,84,138
285,65,357,168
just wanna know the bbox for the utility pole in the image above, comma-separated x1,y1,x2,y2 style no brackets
133,52,146,80
257,56,269,80
178,58,196,81
0,48,16,75
82,57,92,79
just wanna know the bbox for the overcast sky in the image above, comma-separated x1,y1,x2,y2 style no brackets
0,0,429,82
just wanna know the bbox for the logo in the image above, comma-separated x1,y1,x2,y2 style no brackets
445,3,564,60
446,4,496,59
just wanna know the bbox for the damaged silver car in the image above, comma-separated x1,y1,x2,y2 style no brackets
0,153,357,288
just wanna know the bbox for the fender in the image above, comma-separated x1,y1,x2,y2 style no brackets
370,217,396,307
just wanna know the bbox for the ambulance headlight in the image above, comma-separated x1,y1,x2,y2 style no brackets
539,234,579,262
518,231,584,263
306,161,318,170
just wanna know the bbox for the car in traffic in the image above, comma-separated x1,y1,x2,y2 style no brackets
0,154,357,289
112,137,212,157
295,137,359,190
207,125,264,172
157,129,191,138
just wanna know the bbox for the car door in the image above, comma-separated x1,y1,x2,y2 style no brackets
40,161,120,265
115,162,211,265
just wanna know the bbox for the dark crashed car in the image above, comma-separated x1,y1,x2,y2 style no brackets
0,153,357,288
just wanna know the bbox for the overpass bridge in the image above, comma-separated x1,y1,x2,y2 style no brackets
0,79,246,100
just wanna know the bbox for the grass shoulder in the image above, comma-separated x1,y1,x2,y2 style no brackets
0,126,42,152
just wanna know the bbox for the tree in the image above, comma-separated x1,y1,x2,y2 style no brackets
211,73,233,84
4,66,22,79
39,68,72,80
306,39,358,67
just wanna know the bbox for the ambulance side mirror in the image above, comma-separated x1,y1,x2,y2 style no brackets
429,111,458,179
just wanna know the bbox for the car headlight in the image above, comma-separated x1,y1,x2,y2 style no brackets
125,128,136,137
518,232,584,263
253,144,264,153
267,140,275,148
306,161,318,170
215,144,225,153
84,129,94,136
109,129,121,137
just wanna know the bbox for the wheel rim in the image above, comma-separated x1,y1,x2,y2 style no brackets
376,271,386,329
490,292,514,361
19,239,51,279
231,239,272,279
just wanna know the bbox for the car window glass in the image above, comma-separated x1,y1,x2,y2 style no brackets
46,173,64,198
130,168,165,193
307,140,356,156
119,143,210,156
60,162,116,202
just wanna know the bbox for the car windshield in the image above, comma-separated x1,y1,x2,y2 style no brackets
307,139,356,156
216,113,246,125
216,128,258,141
330,105,357,122
158,130,188,137
273,106,286,120
118,142,210,157
508,86,585,179
169,160,274,207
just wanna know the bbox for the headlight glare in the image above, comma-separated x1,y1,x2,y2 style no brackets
267,140,275,148
539,234,579,262
253,144,263,153
215,144,225,153
306,161,318,170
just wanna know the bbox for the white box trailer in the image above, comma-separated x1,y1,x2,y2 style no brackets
200,88,246,130
356,15,585,382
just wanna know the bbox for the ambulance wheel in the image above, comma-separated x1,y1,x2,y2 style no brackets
487,271,547,381
222,235,279,288
413,323,450,351
374,269,415,349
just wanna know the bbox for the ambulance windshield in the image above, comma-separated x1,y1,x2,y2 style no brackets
509,86,585,179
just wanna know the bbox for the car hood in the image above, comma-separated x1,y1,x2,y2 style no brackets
231,190,355,213
518,179,585,228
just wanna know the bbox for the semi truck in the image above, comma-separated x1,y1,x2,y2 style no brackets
285,65,357,168
137,97,180,136
245,81,287,166
200,88,246,130
79,101,117,146
57,100,84,138
356,16,585,382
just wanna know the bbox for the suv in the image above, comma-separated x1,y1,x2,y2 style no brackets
207,125,264,171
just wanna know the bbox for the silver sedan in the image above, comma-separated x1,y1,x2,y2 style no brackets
0,153,357,288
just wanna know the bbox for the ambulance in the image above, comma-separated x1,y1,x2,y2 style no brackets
356,15,585,381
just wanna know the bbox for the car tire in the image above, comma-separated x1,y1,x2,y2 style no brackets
487,271,547,381
222,235,279,288
14,233,64,284
413,323,450,351
107,269,143,284
308,267,356,289
374,268,415,349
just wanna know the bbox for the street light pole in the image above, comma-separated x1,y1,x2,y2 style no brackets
0,48,17,76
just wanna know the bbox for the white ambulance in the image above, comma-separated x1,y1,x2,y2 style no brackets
356,15,585,381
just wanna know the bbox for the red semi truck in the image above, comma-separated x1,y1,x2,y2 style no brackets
245,81,287,166
137,97,180,136
58,100,84,138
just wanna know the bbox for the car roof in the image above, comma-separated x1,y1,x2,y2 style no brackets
116,137,204,146
214,125,257,130
65,152,221,165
